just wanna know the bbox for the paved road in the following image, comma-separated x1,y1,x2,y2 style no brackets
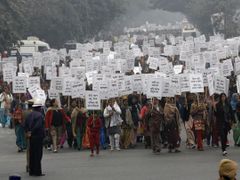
0,127,240,180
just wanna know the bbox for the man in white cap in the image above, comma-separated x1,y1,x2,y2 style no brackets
24,99,45,176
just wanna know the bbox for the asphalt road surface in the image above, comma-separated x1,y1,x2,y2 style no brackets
0,127,240,180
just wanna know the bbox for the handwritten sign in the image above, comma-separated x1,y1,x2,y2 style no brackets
214,76,226,94
48,89,59,100
162,78,173,97
13,76,27,94
71,79,85,99
147,77,162,99
28,76,40,88
3,68,14,83
132,74,142,93
85,91,101,110
51,77,63,93
62,78,73,96
180,74,190,93
189,74,204,93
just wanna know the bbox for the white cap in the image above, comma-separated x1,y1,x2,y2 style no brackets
32,98,44,107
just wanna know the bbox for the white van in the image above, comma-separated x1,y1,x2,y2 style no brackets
17,36,50,56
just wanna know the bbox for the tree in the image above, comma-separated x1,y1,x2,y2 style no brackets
0,0,125,51
150,0,240,37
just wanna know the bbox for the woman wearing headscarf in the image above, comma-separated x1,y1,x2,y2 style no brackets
72,104,87,150
120,96,134,149
215,93,234,156
164,98,181,153
177,95,196,149
147,97,164,154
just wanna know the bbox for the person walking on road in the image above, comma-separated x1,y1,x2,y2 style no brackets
24,99,45,177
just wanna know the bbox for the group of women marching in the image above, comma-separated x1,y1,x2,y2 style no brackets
1,82,240,176
1,84,240,158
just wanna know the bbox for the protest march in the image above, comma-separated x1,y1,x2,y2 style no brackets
1,20,240,177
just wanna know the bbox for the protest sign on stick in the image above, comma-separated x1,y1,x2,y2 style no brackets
85,91,101,110
189,74,204,93
13,76,27,94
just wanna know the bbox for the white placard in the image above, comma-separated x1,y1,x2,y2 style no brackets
120,76,133,96
203,70,213,87
28,86,46,103
180,74,190,93
51,77,63,93
71,67,85,79
85,91,101,110
93,74,105,91
162,78,173,97
71,79,85,99
189,74,204,93
222,59,233,77
132,74,142,93
214,76,226,95
207,74,215,96
237,75,240,94
13,76,27,94
173,65,183,75
148,57,159,70
62,78,73,96
59,67,71,77
108,80,119,98
23,63,33,75
28,76,40,88
3,68,14,83
147,77,162,99
48,89,59,100
234,57,240,75
171,76,181,95
99,80,109,100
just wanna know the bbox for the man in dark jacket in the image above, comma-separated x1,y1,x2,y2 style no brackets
24,100,45,176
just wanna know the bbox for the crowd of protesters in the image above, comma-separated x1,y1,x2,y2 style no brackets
1,81,240,157
0,29,240,178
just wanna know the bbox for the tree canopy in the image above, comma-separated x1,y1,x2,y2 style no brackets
0,0,124,52
150,0,240,37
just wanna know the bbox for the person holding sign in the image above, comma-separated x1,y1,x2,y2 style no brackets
147,97,164,154
190,94,207,151
103,99,123,151
164,98,181,153
87,111,101,157
121,96,134,149
215,93,234,156
139,99,152,149
45,99,70,153
72,104,87,151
